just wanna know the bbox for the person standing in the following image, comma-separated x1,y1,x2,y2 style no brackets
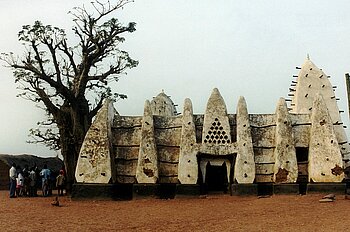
40,164,51,197
9,163,17,198
29,168,37,197
22,165,30,196
33,164,39,196
16,169,24,197
56,170,65,196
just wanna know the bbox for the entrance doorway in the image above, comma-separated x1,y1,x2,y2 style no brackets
206,162,228,193
198,154,235,194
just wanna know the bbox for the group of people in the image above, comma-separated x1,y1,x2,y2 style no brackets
9,163,66,198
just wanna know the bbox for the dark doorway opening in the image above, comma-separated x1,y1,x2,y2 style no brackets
296,147,308,162
206,162,228,193
197,154,235,195
296,147,309,195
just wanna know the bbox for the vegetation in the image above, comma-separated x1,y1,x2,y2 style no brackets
1,0,138,191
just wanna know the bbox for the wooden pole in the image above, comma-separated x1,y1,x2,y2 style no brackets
345,73,350,119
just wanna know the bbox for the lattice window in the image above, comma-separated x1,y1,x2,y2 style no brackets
203,118,230,144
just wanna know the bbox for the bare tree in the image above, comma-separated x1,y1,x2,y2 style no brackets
1,0,138,191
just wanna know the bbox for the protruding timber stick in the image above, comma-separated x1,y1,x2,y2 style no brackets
345,73,350,119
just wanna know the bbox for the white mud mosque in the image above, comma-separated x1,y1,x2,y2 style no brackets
73,58,350,198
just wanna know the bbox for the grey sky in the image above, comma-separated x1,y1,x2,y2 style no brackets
1,0,350,157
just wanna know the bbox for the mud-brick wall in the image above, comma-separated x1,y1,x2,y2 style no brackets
249,113,312,184
154,116,182,183
113,115,183,184
193,115,204,143
112,116,142,183
228,115,237,142
193,115,237,143
290,114,311,182
250,114,276,183
112,113,314,185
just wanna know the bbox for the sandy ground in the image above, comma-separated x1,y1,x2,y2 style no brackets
0,190,349,232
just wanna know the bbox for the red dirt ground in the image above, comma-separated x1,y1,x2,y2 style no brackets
0,190,349,231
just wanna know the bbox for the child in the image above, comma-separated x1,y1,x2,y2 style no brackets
16,170,24,197
56,170,65,196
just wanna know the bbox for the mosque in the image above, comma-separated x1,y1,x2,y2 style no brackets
73,58,350,198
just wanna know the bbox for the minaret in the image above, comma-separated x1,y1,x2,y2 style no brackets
289,57,350,179
135,100,159,183
150,90,178,116
308,95,344,182
289,57,340,121
75,99,115,184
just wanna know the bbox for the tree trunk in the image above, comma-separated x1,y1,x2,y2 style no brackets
59,99,91,194
61,140,79,194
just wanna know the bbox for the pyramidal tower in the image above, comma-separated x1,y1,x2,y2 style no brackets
150,90,178,116
289,56,340,119
288,56,350,178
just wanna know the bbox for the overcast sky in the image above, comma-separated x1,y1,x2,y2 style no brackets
1,0,350,157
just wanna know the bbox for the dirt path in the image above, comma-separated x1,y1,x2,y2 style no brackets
0,191,349,231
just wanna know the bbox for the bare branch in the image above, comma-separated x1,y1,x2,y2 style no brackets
35,87,60,117
89,97,104,120
2,0,138,186
59,39,77,75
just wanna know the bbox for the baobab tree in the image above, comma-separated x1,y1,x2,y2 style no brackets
1,0,138,191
